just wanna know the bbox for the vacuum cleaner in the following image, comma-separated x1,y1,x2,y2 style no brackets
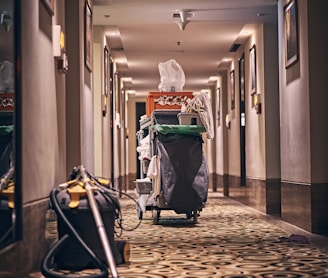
0,166,15,249
0,126,15,249
41,165,131,278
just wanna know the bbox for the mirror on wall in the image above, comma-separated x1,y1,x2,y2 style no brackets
0,0,17,249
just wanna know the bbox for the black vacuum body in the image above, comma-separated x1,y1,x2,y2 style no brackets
54,189,118,270
0,197,12,247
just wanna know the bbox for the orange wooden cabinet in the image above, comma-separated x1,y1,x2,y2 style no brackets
146,91,193,117
0,93,14,112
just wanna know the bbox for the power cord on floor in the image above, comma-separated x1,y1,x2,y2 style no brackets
89,174,143,234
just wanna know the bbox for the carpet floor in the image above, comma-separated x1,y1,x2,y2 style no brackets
30,190,328,278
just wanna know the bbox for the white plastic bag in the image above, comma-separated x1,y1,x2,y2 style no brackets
158,59,185,92
0,61,14,92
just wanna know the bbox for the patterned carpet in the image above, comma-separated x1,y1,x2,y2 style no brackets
30,190,328,278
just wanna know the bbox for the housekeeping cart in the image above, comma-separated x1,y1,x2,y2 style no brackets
135,109,209,224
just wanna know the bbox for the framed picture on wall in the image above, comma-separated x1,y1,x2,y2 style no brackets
104,46,109,97
84,0,93,72
230,70,235,110
284,0,298,68
250,44,256,95
103,46,109,116
41,0,55,15
239,54,245,102
217,88,220,123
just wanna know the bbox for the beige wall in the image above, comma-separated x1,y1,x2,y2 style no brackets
93,26,113,178
65,0,95,174
21,0,62,203
215,75,229,176
245,25,266,180
93,27,103,176
224,25,267,180
127,94,146,176
215,21,280,182
226,57,241,177
278,0,311,183
263,23,280,179
20,0,98,202
278,0,328,184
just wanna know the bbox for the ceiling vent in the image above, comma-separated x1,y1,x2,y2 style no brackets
173,9,194,31
229,43,241,52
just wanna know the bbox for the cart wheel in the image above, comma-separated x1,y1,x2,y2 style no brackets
192,210,198,223
136,205,143,220
153,209,160,225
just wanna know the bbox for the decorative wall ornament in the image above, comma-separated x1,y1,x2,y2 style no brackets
249,44,257,95
284,0,298,68
0,93,14,111
154,95,189,107
230,70,235,110
217,88,220,123
84,0,93,72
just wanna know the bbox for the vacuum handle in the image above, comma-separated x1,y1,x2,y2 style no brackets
0,166,14,191
80,164,119,278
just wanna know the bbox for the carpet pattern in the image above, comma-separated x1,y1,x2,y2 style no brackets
31,191,328,277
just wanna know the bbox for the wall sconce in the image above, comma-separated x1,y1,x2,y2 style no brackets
255,102,261,114
115,112,121,128
253,94,262,114
225,113,231,129
57,52,68,74
102,94,107,117
53,25,68,73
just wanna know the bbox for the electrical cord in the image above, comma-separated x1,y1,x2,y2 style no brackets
0,223,14,249
0,166,15,249
89,174,143,233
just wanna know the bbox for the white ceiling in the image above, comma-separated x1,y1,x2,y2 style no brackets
93,0,278,96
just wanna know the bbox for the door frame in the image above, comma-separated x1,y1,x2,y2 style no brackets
239,54,246,186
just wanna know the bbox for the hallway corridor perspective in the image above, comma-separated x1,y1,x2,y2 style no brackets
30,191,328,278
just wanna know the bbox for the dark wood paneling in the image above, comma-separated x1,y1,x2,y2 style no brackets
281,182,311,232
311,183,328,235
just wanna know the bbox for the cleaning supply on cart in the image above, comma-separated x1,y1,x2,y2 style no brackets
136,134,151,161
134,177,152,212
158,59,185,92
178,112,202,126
147,155,161,198
185,92,214,139
0,61,14,93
